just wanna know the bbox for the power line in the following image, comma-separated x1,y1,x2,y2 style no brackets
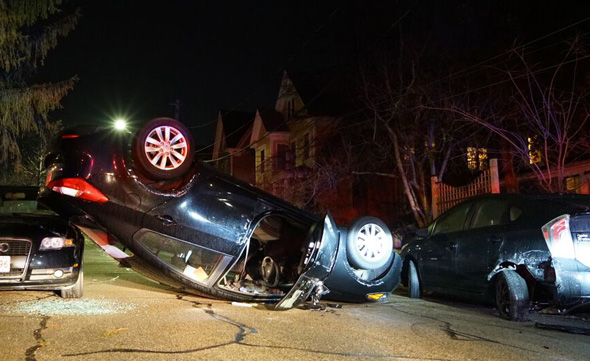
202,7,590,164
421,14,590,91
188,4,344,141
201,2,418,160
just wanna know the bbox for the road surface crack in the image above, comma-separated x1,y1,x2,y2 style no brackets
24,315,50,361
62,294,453,360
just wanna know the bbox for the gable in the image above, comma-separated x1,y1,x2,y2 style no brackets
250,110,267,147
212,110,255,159
276,70,359,117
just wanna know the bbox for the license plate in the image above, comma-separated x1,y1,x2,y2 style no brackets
0,255,10,273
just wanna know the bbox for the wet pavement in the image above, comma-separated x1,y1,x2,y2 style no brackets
2,240,590,361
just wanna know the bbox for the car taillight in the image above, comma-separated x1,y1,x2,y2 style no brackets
61,134,80,139
47,178,108,203
542,214,576,259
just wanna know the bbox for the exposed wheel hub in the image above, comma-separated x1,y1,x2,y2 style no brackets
144,125,188,170
356,223,386,262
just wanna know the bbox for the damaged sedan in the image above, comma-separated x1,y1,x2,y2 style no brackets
400,193,590,320
0,186,84,298
40,117,401,309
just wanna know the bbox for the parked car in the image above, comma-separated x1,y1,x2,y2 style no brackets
40,117,401,309
400,193,590,320
0,186,84,298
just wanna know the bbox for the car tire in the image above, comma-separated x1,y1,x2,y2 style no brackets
494,270,529,321
59,268,83,298
346,216,393,270
133,117,194,180
408,260,421,299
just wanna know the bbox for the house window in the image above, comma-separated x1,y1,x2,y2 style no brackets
528,136,542,164
287,98,295,119
424,140,435,149
402,146,415,161
287,142,296,170
222,158,230,174
260,148,266,173
276,144,288,170
303,133,310,160
467,147,487,171
565,175,580,194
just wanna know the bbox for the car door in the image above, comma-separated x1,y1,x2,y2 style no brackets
419,200,474,291
141,176,261,257
275,213,339,310
454,198,509,295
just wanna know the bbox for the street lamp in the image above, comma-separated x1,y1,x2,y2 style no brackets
113,118,127,131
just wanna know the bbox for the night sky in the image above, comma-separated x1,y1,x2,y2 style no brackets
41,0,376,145
39,0,590,147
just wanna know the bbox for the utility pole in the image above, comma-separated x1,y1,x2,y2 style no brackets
169,99,182,120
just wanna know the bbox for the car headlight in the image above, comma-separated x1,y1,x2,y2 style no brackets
40,237,74,250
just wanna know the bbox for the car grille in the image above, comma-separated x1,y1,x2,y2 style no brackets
0,238,32,279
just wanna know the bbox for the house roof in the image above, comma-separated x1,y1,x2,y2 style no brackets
219,110,255,148
257,109,288,132
287,70,360,116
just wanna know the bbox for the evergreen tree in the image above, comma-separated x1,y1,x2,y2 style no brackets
0,0,80,184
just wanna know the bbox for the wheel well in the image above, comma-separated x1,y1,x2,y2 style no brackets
127,142,199,194
401,256,418,287
489,262,534,297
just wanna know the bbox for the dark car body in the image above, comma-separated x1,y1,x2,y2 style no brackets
40,120,401,309
0,186,84,298
400,193,590,319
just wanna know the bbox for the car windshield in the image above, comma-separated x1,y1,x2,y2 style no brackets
0,189,57,216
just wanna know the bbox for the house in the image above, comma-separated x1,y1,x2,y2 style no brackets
249,70,406,225
211,110,256,184
249,108,289,192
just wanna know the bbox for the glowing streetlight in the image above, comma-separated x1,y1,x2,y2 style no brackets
113,118,127,131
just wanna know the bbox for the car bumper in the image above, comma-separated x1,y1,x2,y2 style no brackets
324,228,402,303
553,257,590,306
0,266,81,290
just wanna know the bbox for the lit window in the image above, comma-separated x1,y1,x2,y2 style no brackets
467,147,487,171
528,136,542,164
478,148,488,170
565,176,580,194
403,146,415,161
424,140,435,149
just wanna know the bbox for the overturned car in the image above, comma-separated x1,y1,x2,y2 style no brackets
41,117,401,309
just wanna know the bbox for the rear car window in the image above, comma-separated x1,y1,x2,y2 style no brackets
471,199,507,229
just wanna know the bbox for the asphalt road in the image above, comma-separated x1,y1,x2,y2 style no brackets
2,241,590,361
